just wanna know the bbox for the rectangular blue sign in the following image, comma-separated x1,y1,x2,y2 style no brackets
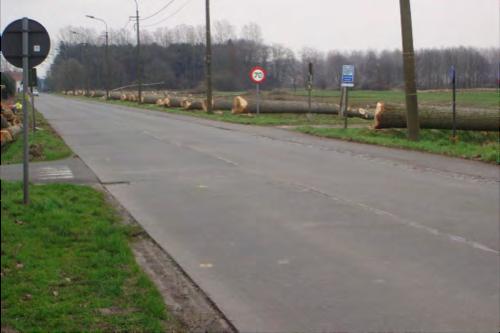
341,65,355,87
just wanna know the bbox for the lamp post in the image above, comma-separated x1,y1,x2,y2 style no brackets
86,15,110,99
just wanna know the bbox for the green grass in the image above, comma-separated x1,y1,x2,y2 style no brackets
296,127,499,163
289,89,498,109
1,108,72,164
1,181,180,332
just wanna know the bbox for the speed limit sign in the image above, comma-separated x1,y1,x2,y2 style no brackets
250,66,267,84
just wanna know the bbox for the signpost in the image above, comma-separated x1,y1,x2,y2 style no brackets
250,66,267,115
307,62,313,117
1,18,50,204
30,68,38,132
340,65,355,129
449,66,457,140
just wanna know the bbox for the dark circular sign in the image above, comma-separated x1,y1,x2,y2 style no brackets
1,18,50,69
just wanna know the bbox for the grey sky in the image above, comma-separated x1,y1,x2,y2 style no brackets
1,0,498,76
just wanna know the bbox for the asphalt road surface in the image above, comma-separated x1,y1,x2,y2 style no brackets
37,94,499,332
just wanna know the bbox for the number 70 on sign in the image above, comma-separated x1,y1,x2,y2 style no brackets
250,66,267,84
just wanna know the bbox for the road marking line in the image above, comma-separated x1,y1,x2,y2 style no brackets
39,174,74,178
200,263,214,268
37,166,74,180
294,182,499,255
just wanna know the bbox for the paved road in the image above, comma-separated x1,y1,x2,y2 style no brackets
37,94,499,332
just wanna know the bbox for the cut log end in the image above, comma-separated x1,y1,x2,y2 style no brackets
232,96,248,114
373,102,386,129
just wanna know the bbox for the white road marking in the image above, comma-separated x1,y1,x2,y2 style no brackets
293,182,499,256
37,166,74,180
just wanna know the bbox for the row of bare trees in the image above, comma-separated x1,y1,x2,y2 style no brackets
45,22,498,92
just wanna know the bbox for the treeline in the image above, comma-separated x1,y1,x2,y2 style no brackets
46,22,498,92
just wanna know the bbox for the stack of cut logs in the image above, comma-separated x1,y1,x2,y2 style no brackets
1,104,22,147
72,90,498,131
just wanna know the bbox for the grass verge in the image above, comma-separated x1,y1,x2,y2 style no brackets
295,127,499,163
1,108,72,164
1,181,180,332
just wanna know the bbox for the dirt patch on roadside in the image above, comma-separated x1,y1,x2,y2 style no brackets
96,184,237,333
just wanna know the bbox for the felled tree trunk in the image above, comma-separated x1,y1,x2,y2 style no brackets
1,115,9,129
182,99,203,111
108,92,122,100
232,96,340,114
202,99,233,112
165,97,184,108
156,98,167,106
125,93,138,102
91,90,105,98
7,125,22,137
374,102,499,131
141,94,162,104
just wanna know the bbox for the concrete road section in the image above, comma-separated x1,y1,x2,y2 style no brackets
35,94,499,332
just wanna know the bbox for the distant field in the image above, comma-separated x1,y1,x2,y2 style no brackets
244,89,499,109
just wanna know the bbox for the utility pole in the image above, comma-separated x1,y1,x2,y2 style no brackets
134,0,142,103
205,0,213,114
399,0,419,141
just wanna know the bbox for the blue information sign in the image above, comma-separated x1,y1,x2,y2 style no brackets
341,65,355,87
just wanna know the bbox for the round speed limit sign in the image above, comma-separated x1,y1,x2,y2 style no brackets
250,66,267,84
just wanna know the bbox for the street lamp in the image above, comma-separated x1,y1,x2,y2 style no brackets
86,15,110,99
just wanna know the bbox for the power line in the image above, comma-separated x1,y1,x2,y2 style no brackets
122,19,131,30
141,0,194,28
140,0,177,21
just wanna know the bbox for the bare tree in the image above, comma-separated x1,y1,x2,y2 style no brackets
213,20,236,44
241,22,263,44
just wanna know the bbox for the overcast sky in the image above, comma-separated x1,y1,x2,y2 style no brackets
1,0,498,76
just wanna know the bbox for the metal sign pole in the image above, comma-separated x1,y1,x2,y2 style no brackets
22,17,30,204
451,66,456,139
256,83,260,115
343,87,349,129
30,87,36,132
307,62,313,116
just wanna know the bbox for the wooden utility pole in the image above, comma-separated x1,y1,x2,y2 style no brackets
399,0,419,141
205,0,213,114
134,0,142,103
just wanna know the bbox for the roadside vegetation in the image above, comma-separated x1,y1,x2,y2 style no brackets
296,127,498,163
1,180,181,332
1,107,72,165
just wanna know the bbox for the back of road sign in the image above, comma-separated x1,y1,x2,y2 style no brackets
1,18,50,69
